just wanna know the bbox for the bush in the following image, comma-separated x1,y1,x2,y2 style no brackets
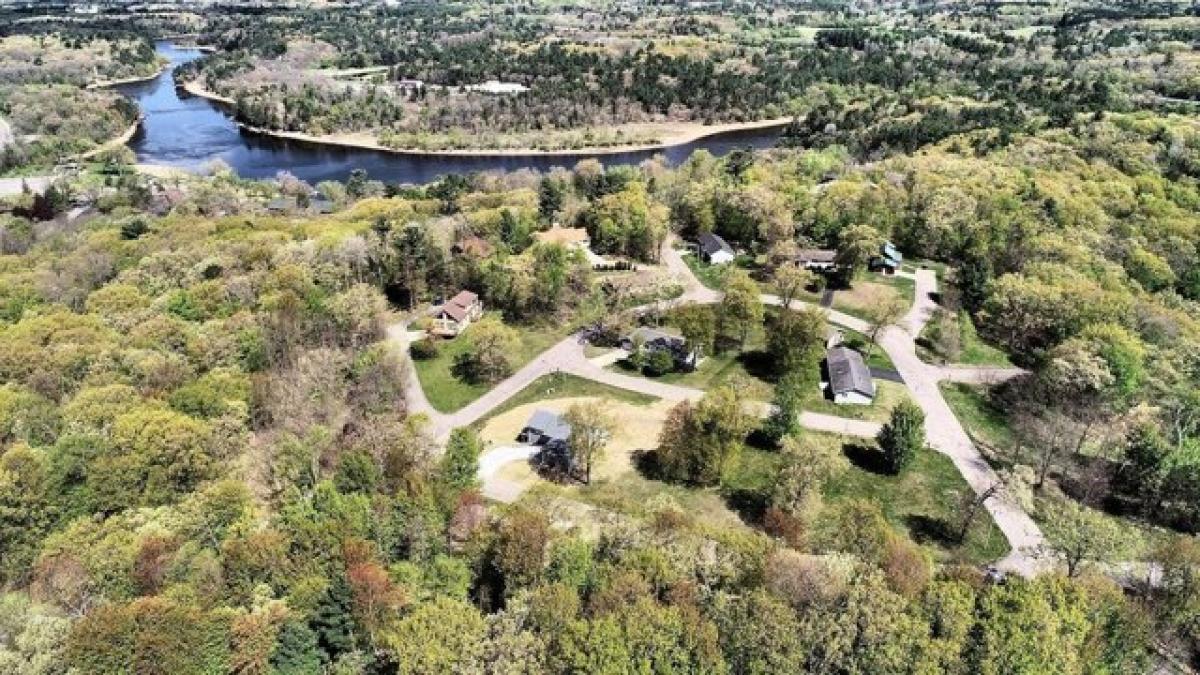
410,337,441,360
642,349,676,376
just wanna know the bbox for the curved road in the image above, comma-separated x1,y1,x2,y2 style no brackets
392,238,1047,575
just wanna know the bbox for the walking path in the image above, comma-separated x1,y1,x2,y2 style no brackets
391,240,1048,574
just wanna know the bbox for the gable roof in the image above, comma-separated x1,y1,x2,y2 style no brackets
448,290,479,308
440,302,469,322
698,232,733,257
882,241,902,263
794,248,837,263
627,326,685,349
826,346,875,398
525,409,571,441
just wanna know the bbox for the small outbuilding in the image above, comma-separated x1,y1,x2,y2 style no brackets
825,345,875,405
791,248,838,271
698,232,735,265
870,241,903,274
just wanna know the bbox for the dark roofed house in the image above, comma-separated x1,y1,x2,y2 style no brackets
431,290,484,337
518,409,571,445
825,345,875,405
620,326,698,371
697,232,735,265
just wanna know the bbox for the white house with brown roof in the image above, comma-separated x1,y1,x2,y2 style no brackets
432,290,484,337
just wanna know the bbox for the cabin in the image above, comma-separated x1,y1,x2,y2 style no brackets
698,232,735,265
534,226,591,250
825,346,875,405
791,248,838,271
870,241,903,274
431,290,484,337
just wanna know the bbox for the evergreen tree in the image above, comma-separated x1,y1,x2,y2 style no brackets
877,401,925,474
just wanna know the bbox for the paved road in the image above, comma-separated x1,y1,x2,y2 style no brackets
878,269,1047,575
0,176,51,198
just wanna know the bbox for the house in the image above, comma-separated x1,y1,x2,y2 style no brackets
698,232,735,265
825,345,875,405
266,197,294,213
431,290,484,337
870,241,903,274
466,80,530,95
791,248,838,271
517,409,572,446
452,235,494,258
620,326,698,371
534,226,591,250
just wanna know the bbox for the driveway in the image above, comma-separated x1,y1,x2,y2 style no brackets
478,445,539,502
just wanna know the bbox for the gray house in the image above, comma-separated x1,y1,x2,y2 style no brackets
518,409,571,446
825,346,875,405
697,232,735,265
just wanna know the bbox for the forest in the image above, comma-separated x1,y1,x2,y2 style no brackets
0,1,1199,673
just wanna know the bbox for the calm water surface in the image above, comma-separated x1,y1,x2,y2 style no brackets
117,43,784,183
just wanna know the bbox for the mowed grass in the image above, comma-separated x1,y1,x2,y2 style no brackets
820,436,1011,563
918,311,1012,367
939,382,1015,452
832,273,915,321
412,315,570,412
473,372,657,428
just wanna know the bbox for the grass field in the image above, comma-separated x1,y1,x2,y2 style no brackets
820,437,1011,563
918,311,1012,367
832,273,915,321
939,382,1016,452
473,372,658,428
411,314,570,412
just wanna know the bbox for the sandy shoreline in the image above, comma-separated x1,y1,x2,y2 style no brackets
179,78,790,157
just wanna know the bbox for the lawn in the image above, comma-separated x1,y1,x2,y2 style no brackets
801,380,910,424
820,437,1011,563
411,314,571,412
681,251,758,290
918,311,1012,367
473,372,658,428
831,273,915,321
939,382,1015,453
838,328,898,371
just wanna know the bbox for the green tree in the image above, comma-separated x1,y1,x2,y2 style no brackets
670,304,716,358
718,269,764,349
763,370,809,443
877,401,925,474
382,597,486,675
834,223,884,285
438,428,481,492
563,402,616,484
766,307,825,376
271,618,322,675
452,316,519,384
655,386,753,485
1042,501,1127,577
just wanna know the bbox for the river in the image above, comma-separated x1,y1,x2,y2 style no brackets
116,42,785,184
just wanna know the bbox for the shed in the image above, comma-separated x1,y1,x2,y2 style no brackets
698,232,735,265
825,346,875,405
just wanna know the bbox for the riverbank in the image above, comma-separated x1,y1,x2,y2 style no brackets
179,78,789,156
86,61,170,90
75,116,143,160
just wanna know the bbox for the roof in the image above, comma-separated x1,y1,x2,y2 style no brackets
266,197,293,211
627,326,685,349
534,227,590,246
525,409,571,441
439,302,469,322
448,290,479,308
698,232,733,257
882,242,903,263
826,346,875,398
793,248,837,263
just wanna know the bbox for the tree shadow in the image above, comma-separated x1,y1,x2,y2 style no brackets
842,443,892,475
722,487,771,527
904,514,962,548
737,350,777,382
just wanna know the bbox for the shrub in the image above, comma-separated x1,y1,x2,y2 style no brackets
410,337,440,360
